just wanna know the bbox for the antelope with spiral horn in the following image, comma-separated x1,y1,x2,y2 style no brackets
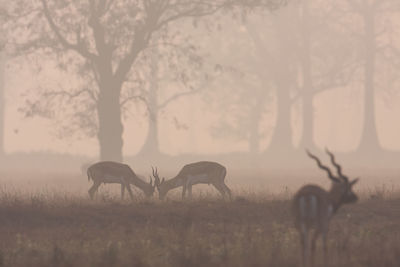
151,161,231,200
87,161,156,200
293,149,359,267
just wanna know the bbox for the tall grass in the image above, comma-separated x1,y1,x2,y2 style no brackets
0,186,399,267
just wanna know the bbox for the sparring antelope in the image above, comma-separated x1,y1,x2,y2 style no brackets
87,161,155,200
293,149,359,267
152,161,232,200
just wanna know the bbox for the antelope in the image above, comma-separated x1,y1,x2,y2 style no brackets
293,149,359,267
152,161,232,200
87,161,155,200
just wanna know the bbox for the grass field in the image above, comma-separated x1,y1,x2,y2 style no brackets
0,170,399,267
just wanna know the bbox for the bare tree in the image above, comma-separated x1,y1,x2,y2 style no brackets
14,0,283,161
295,0,359,150
346,0,400,153
244,9,298,155
0,2,10,157
0,50,5,157
210,72,271,154
130,37,219,157
244,1,361,154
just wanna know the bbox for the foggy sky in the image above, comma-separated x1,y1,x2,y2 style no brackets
3,2,400,157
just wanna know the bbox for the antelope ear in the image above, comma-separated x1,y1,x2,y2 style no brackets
350,178,359,186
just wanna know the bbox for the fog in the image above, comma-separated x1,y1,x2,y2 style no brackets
1,0,400,186
2,3,400,267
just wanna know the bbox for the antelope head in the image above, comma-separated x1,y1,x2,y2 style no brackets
152,167,166,200
145,175,156,198
306,148,359,210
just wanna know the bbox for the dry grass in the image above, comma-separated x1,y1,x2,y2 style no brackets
0,170,399,267
0,192,398,266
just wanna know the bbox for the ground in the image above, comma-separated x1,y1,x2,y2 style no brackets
0,170,399,267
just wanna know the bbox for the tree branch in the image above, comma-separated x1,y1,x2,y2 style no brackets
40,0,97,60
156,1,226,29
158,75,217,110
43,87,97,102
88,0,113,58
113,24,152,83
120,94,148,107
291,62,358,103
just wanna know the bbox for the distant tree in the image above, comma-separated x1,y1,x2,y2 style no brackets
295,0,358,150
209,70,271,154
0,2,12,157
345,0,400,153
204,16,272,154
0,47,5,158
201,0,400,156
127,36,219,156
245,1,360,154
12,0,284,161
244,8,299,155
210,9,299,155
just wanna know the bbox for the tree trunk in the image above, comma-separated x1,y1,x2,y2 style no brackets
243,28,270,154
301,94,315,150
299,0,316,150
268,77,293,153
248,94,264,154
140,109,160,156
357,6,380,152
139,91,160,156
0,51,5,157
138,50,160,156
266,6,297,155
97,81,124,162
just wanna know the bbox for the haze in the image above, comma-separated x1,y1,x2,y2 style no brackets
0,0,399,190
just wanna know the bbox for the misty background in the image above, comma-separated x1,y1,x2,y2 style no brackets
0,0,400,183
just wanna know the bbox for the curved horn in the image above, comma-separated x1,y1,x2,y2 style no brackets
151,166,160,185
350,178,359,186
325,148,343,177
306,149,341,183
